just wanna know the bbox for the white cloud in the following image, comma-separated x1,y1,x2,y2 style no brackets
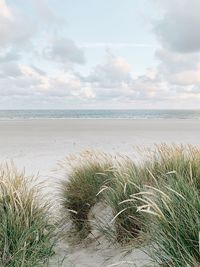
86,51,132,87
31,0,64,25
152,0,200,89
0,0,33,49
154,0,200,53
81,86,95,99
45,37,85,66
156,49,199,72
0,49,20,62
155,49,200,87
0,62,22,78
169,70,200,86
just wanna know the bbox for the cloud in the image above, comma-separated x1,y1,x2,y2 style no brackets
0,0,33,49
86,51,132,87
81,52,170,104
155,49,200,86
0,49,20,62
152,0,200,88
154,0,200,53
81,86,95,99
0,62,93,102
31,0,64,25
45,37,85,66
156,49,199,72
0,62,22,78
0,52,163,107
169,70,200,86
1,0,200,108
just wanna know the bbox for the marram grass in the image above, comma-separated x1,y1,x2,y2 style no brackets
58,144,200,267
143,144,200,187
0,163,55,267
134,173,200,267
101,158,151,244
58,151,114,239
120,144,200,266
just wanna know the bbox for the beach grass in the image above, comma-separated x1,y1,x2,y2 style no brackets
57,144,200,266
101,158,150,244
134,173,200,266
143,144,200,186
58,151,114,239
0,163,55,267
116,144,200,265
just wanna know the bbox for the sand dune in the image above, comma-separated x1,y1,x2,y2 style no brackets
0,119,199,266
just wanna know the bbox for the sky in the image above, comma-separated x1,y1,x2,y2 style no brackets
0,0,200,109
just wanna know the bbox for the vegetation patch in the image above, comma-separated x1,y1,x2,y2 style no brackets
102,158,151,244
59,151,114,239
143,144,200,187
135,173,200,266
0,163,55,267
58,144,200,266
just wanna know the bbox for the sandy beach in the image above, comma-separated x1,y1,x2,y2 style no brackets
0,119,200,266
0,119,199,177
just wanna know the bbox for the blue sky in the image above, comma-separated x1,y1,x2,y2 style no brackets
1,0,200,109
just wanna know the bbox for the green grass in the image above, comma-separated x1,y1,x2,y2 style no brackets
58,144,200,266
102,158,151,244
59,151,114,239
0,163,55,267
143,144,200,187
134,173,200,266
118,144,200,266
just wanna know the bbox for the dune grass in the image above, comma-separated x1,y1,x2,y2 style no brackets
58,144,200,266
134,173,200,266
143,144,200,187
102,158,151,244
58,152,151,244
59,151,114,239
102,145,197,243
0,163,55,267
115,144,200,265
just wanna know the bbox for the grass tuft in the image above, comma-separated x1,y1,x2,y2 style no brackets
102,158,149,244
58,144,200,266
143,144,200,187
135,174,200,266
122,144,200,266
58,151,114,239
0,163,55,267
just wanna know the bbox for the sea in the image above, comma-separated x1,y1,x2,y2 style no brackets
0,110,199,120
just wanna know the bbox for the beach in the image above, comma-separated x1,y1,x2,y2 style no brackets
0,119,199,177
0,119,200,266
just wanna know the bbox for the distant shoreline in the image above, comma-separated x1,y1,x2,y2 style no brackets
0,117,200,121
0,109,200,120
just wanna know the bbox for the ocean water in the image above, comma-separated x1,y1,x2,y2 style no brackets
0,110,199,120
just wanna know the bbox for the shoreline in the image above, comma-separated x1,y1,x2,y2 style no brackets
0,117,200,121
0,117,199,122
